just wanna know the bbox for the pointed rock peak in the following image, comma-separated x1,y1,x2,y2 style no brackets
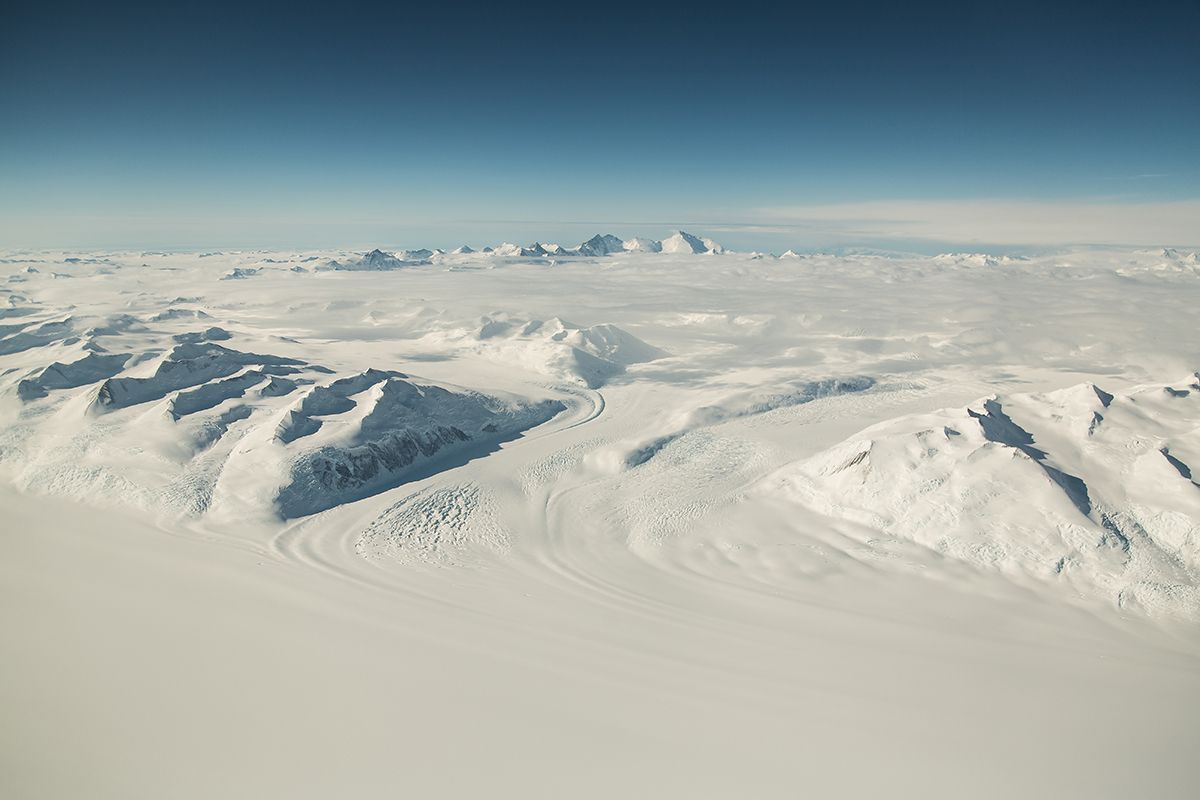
577,234,626,256
1090,384,1115,408
358,249,406,267
659,230,709,254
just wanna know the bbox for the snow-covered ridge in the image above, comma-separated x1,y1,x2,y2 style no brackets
470,315,667,388
266,372,564,517
1,325,565,519
775,377,1200,618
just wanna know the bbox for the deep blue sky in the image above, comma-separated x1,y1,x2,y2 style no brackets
2,0,1197,250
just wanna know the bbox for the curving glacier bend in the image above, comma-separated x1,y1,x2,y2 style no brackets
2,240,1199,798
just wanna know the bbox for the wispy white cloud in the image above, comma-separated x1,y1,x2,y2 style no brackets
747,199,1200,246
1102,173,1171,181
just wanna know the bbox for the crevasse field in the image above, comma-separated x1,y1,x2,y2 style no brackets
2,237,1198,798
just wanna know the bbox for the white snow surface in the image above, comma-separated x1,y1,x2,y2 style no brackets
1,243,1199,798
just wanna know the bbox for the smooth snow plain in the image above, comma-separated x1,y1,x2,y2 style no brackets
1,240,1199,799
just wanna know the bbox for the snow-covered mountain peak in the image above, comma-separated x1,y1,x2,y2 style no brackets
622,236,662,253
577,234,626,257
659,230,722,254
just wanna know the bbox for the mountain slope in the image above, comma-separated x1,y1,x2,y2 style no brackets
772,377,1200,617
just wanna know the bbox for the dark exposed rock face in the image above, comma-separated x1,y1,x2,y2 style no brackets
274,374,565,517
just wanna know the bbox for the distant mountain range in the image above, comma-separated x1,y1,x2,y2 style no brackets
489,231,724,259
320,231,725,270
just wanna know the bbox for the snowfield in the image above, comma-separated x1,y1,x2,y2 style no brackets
2,238,1199,798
